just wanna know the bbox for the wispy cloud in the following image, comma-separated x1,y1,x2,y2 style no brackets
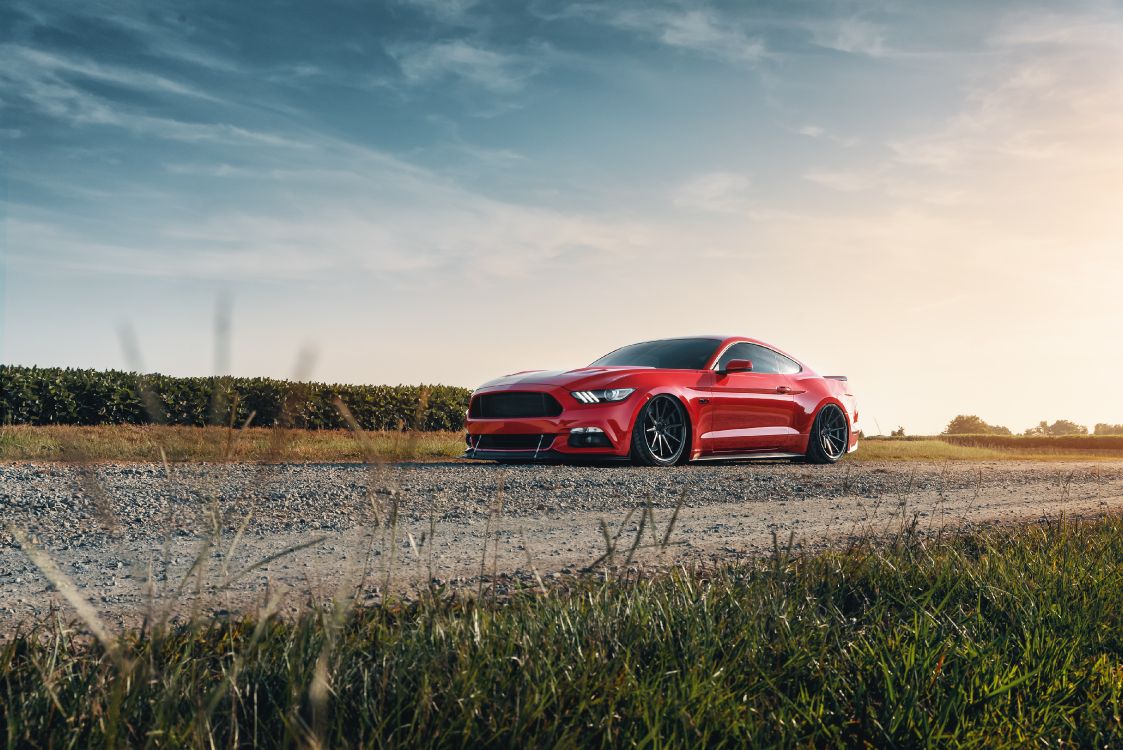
389,40,534,93
0,44,223,102
571,5,767,63
987,11,1123,155
803,170,873,192
889,18,1123,173
673,172,752,213
8,0,241,73
795,123,859,147
398,0,480,23
14,129,672,284
806,18,888,57
0,43,305,147
987,9,1123,48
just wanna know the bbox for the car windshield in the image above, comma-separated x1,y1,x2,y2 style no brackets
589,337,722,370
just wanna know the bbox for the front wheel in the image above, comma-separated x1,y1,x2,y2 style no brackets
630,395,690,466
805,404,849,464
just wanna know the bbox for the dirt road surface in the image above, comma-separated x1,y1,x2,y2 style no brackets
2,459,1122,629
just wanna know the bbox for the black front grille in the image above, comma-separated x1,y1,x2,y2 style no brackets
470,392,563,419
474,434,555,450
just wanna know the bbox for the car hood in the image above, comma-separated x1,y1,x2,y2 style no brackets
476,367,651,390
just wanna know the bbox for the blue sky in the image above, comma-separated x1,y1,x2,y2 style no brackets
3,0,1122,433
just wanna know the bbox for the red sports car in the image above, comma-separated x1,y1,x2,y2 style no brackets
464,336,859,466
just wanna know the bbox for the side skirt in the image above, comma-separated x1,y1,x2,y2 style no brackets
691,451,804,462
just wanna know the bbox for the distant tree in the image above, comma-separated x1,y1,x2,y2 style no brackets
1024,420,1089,437
942,415,1012,436
891,426,906,437
1049,419,1088,436
1094,423,1123,436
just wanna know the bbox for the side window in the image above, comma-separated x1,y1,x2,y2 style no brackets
745,344,802,374
718,343,803,374
716,343,756,371
772,350,803,375
746,345,780,374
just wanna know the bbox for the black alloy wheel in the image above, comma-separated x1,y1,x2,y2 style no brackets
630,395,689,466
806,404,849,464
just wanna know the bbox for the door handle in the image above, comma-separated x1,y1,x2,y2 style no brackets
775,386,792,394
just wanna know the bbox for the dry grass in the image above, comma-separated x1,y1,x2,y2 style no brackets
0,424,464,463
854,437,1123,462
6,426,1123,464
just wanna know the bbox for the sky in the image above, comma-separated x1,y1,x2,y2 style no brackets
2,0,1122,435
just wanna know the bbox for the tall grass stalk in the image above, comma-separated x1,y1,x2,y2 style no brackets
7,515,1123,746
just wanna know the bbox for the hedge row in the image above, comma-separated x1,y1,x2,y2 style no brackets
0,365,471,432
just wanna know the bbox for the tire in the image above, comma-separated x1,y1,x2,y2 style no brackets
630,395,690,466
805,404,849,464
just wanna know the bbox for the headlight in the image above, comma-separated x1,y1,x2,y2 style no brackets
571,388,635,404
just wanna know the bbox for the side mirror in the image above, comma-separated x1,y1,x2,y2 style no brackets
722,359,753,374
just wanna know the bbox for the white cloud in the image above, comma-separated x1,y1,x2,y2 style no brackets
889,36,1123,173
390,40,532,93
8,0,242,74
987,10,1123,48
164,163,257,178
803,170,872,192
658,9,765,61
0,44,306,147
795,123,859,147
11,132,676,284
673,172,752,213
941,9,1117,160
581,6,766,63
400,0,480,22
807,18,888,57
0,44,222,102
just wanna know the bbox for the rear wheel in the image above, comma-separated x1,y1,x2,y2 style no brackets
805,404,849,464
630,395,690,466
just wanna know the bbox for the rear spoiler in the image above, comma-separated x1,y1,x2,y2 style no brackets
824,375,847,381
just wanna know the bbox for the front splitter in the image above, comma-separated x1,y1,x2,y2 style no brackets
462,449,630,463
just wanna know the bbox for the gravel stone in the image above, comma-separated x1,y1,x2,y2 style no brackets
2,459,1123,628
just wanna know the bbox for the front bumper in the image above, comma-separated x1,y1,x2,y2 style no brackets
462,447,631,463
464,385,638,461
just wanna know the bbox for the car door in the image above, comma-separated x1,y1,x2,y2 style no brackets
708,343,802,453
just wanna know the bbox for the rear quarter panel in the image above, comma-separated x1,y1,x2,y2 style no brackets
790,375,859,453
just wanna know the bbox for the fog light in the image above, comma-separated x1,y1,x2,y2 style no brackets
568,427,611,448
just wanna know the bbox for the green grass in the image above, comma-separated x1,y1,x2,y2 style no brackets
7,515,1123,747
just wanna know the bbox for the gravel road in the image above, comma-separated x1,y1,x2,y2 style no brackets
3,459,1123,629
